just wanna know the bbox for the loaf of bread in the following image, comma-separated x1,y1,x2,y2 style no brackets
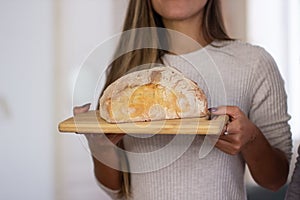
99,66,208,123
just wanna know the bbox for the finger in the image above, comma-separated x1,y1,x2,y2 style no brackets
215,139,238,155
73,103,91,115
219,121,241,142
215,139,233,154
106,133,125,137
211,106,243,119
223,120,240,134
111,135,124,145
86,133,105,139
220,123,227,135
106,134,125,143
83,133,105,143
218,133,240,144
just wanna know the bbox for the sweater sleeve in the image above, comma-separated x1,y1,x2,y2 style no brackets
248,48,292,162
285,145,300,200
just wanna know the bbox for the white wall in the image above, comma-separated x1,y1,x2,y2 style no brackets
0,1,54,199
54,1,127,200
247,0,300,140
0,0,128,199
246,0,300,183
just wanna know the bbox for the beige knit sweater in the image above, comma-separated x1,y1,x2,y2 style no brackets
98,40,292,200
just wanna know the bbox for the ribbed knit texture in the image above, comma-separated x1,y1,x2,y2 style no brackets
285,145,300,199
99,40,292,200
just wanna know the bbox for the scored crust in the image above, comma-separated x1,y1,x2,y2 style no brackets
99,66,208,123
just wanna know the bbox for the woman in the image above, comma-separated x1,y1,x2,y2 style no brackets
74,0,292,199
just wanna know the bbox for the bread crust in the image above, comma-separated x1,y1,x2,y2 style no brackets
99,66,208,123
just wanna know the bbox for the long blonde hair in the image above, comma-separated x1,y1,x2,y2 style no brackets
101,0,231,198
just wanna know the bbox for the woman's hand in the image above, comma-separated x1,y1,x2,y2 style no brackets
211,105,289,190
211,106,259,155
73,103,125,190
73,103,124,158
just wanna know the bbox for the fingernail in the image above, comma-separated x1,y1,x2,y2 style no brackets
209,107,218,112
83,103,91,107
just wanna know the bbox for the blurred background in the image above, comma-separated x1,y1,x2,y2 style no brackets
0,0,299,199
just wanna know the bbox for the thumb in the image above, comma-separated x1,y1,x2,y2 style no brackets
73,103,91,115
210,106,242,119
210,106,228,115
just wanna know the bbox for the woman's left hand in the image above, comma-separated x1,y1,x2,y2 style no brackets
211,106,259,155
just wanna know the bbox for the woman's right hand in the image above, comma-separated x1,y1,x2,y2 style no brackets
74,104,125,190
73,103,125,161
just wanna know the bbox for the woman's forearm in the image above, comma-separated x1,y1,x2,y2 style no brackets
73,105,124,191
92,149,122,190
241,129,289,191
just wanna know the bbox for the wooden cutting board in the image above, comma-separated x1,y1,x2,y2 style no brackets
58,111,229,135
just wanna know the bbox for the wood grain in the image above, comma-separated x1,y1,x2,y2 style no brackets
58,111,229,135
